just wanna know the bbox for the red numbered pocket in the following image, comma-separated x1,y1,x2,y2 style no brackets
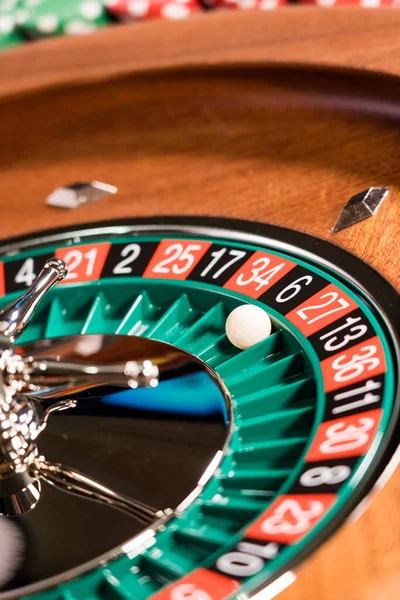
223,251,295,299
55,243,111,283
285,283,357,337
306,409,382,461
321,336,386,393
150,568,238,600
246,494,335,545
143,240,211,280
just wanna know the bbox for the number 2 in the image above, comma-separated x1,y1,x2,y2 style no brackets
113,244,141,275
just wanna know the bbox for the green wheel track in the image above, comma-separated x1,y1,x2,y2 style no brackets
11,279,317,600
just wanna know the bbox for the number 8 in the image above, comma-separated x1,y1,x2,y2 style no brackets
300,465,351,487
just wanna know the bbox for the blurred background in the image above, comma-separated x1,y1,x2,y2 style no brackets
1,0,399,53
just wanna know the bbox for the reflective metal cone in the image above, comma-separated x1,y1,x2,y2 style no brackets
0,480,41,517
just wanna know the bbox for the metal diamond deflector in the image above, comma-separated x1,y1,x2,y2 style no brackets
333,187,390,233
46,181,118,209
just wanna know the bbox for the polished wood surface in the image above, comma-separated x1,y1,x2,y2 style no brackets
0,8,399,600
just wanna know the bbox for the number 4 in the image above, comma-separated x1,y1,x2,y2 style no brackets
15,258,36,287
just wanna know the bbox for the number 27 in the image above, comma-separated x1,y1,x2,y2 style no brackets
296,291,349,325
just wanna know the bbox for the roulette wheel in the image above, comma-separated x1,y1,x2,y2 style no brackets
0,8,399,600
